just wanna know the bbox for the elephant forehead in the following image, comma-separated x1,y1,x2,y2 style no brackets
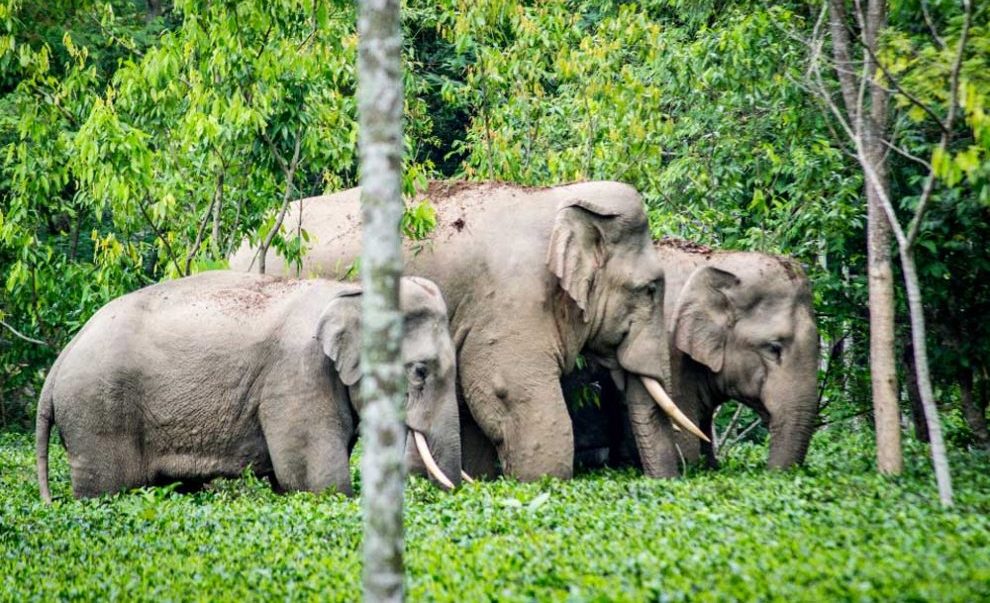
399,281,449,316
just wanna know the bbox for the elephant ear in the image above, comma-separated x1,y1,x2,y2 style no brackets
672,266,740,373
318,286,363,387
546,198,620,320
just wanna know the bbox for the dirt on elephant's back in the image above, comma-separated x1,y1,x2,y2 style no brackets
419,179,546,202
654,236,714,257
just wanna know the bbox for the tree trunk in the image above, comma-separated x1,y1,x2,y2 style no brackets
960,365,990,449
864,0,903,476
146,0,162,20
866,176,902,474
904,340,929,442
828,0,902,474
357,1,406,602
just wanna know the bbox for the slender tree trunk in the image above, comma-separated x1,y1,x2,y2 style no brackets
866,179,902,473
904,340,929,442
960,365,990,449
864,0,903,476
828,0,902,474
357,1,405,601
211,170,224,259
900,252,953,503
146,0,162,21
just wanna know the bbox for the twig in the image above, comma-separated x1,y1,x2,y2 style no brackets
716,403,744,451
880,134,932,171
845,19,951,136
252,132,303,274
817,334,847,407
921,0,946,50
137,199,184,275
0,319,49,346
720,418,763,456
184,190,218,275
905,0,971,247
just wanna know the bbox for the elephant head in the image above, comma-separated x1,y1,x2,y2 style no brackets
546,184,705,476
673,253,820,469
318,276,462,488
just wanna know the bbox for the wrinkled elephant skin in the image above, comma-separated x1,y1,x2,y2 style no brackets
230,181,677,481
36,272,460,500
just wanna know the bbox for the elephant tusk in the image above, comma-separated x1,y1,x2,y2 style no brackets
413,430,456,490
460,471,476,484
640,376,711,443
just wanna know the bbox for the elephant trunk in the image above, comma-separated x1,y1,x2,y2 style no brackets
766,318,820,470
405,383,463,489
766,379,819,470
625,377,680,478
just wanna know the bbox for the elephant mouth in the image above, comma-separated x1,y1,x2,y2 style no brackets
409,429,474,489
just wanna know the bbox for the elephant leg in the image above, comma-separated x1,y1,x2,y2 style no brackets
626,378,680,478
461,363,574,481
66,433,146,499
503,388,573,481
261,401,352,495
459,410,500,479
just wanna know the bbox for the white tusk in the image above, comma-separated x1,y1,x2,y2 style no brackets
460,471,476,484
413,431,456,489
640,376,711,443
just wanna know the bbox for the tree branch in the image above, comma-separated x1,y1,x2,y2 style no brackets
906,0,972,247
0,319,49,347
846,18,950,136
137,198,184,275
252,131,303,274
184,190,218,275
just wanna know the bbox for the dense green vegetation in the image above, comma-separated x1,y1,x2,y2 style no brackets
1,1,988,440
1,1,988,599
2,430,988,600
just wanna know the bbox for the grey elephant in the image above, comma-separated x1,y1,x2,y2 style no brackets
231,181,705,481
36,271,460,501
571,239,820,475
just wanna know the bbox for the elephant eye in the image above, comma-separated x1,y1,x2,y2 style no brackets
408,361,430,387
763,341,783,362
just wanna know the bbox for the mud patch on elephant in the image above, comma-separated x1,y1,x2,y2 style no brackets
655,236,713,257
772,256,804,282
421,179,545,202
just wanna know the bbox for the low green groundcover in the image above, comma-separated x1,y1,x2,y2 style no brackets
1,429,988,601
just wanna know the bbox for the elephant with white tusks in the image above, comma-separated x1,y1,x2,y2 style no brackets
230,181,706,481
571,239,821,475
36,271,461,502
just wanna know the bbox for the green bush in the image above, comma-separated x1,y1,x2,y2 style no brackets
2,428,988,601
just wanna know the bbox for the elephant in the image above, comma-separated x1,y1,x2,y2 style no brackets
230,181,705,481
35,271,461,501
569,238,820,475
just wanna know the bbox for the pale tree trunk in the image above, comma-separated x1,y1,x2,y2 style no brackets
828,0,902,474
357,1,406,602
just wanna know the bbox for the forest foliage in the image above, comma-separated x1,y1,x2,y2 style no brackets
0,0,988,447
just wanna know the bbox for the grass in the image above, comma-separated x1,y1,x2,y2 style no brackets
2,428,989,602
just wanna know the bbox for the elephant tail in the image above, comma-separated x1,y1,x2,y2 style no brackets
36,361,58,505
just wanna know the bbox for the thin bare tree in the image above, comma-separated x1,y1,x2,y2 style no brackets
357,0,406,600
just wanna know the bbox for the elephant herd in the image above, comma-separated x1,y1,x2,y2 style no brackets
36,181,819,501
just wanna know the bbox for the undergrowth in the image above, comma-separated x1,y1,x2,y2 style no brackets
1,428,988,601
